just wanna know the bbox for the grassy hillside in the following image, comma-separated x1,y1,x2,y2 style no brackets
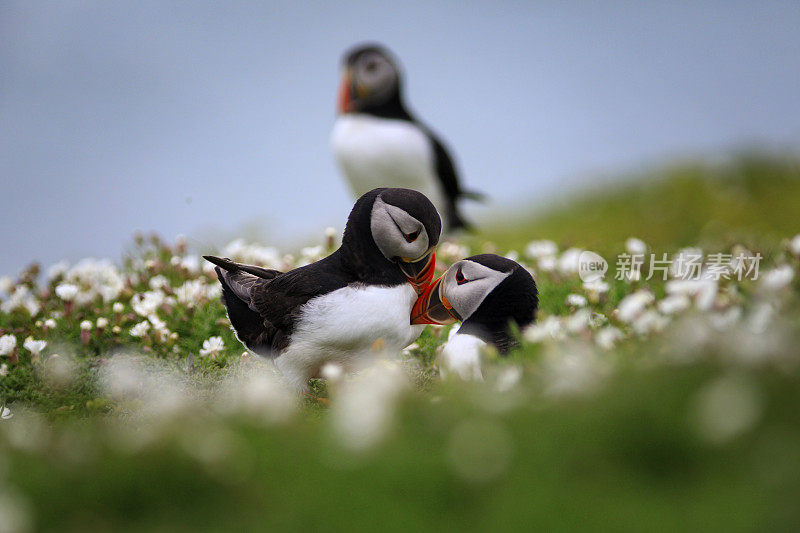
480,154,800,256
1,155,800,532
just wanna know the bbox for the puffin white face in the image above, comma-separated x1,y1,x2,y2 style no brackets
411,259,511,325
338,49,399,113
370,196,436,294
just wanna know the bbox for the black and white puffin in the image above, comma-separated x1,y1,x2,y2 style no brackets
330,43,482,232
204,188,441,390
410,254,538,379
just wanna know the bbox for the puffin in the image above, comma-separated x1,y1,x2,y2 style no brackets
204,188,441,391
330,43,483,232
410,254,538,380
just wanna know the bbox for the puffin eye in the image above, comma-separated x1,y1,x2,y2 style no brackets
403,229,420,243
455,266,468,285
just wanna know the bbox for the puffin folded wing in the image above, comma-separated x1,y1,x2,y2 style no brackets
205,256,286,357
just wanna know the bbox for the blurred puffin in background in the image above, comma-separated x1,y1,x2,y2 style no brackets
204,188,441,391
411,254,538,380
331,43,483,232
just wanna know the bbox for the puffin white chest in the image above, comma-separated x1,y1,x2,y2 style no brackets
274,283,424,389
331,114,445,211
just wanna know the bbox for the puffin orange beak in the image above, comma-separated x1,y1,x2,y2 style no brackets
399,251,436,296
337,69,353,113
410,275,461,325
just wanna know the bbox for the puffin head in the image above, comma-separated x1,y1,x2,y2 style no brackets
411,254,538,350
342,188,440,294
337,43,402,114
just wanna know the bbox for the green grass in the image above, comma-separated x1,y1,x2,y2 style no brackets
477,153,800,257
2,153,800,531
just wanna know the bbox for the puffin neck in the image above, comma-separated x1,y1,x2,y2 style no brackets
359,90,414,121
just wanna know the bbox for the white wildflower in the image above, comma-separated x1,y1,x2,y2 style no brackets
80,320,92,331
179,255,201,274
565,309,592,333
324,227,337,239
22,296,40,316
524,240,558,260
665,277,718,310
224,239,283,269
112,302,124,313
583,279,609,295
657,294,691,315
759,265,794,292
55,283,79,302
175,279,208,307
523,316,564,343
437,241,470,262
0,334,17,356
595,326,624,349
789,234,800,256
505,250,519,262
1,406,12,420
131,290,165,317
565,294,587,307
616,290,654,323
200,336,225,358
148,314,169,335
557,248,583,276
96,317,109,329
44,318,57,329
148,275,170,290
537,255,556,272
0,286,38,315
47,260,70,280
625,237,647,255
709,306,743,330
130,320,151,337
632,310,669,336
0,276,13,294
0,363,8,376
23,337,47,357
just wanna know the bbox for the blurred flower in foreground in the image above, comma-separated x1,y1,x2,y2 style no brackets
200,336,225,358
217,361,296,424
0,334,17,356
1,406,12,420
330,361,408,451
447,418,513,483
759,264,794,292
691,373,762,446
789,234,800,256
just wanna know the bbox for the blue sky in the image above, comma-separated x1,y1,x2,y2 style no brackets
1,1,799,275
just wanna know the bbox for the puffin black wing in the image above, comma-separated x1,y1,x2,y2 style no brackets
205,254,351,357
424,127,486,231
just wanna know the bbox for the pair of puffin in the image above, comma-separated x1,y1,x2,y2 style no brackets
331,44,483,231
205,188,537,390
